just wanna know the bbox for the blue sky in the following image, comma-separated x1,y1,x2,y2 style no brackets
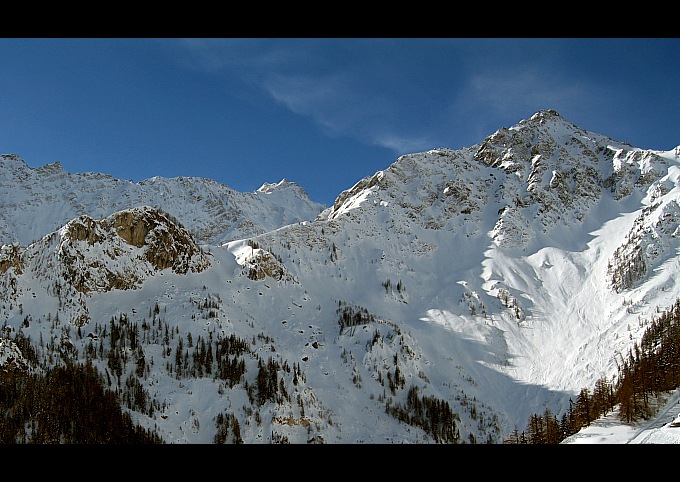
1,38,678,207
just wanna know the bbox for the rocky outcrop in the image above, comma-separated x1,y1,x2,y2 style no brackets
43,206,212,294
0,243,23,275
104,208,209,273
0,338,29,377
608,199,680,292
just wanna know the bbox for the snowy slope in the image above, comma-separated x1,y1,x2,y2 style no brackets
1,109,679,443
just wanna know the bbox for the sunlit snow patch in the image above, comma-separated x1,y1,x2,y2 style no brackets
333,186,377,218
227,240,260,267
419,309,487,343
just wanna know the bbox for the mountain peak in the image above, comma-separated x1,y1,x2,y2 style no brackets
530,108,562,121
0,153,28,170
257,178,306,196
36,161,64,174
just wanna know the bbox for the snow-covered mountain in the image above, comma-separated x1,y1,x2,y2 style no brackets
2,109,679,443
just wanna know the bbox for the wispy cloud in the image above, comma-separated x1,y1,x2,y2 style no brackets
262,73,357,132
466,70,587,116
172,39,440,154
442,65,609,147
171,39,606,156
261,72,437,153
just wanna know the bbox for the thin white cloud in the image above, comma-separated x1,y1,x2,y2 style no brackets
368,131,436,154
172,39,611,157
439,66,611,147
262,71,434,153
262,73,355,131
172,39,438,155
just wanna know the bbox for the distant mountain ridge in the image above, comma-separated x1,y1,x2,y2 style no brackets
0,153,325,246
1,109,679,444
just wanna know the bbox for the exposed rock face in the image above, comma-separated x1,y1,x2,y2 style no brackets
57,206,211,294
0,243,23,275
244,248,291,282
24,206,213,296
0,338,29,377
106,207,209,273
0,206,213,326
110,210,150,247
608,199,680,292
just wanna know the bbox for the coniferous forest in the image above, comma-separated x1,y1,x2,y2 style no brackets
0,360,164,443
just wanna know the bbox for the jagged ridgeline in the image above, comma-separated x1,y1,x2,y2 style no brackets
0,154,326,247
1,109,679,444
